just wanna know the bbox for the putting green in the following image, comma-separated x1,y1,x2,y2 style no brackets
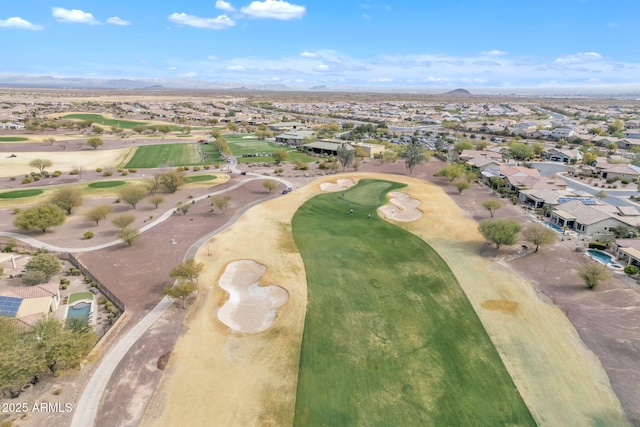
0,189,44,199
87,181,126,189
291,179,535,426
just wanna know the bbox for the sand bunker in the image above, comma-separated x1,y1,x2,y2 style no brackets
378,191,423,222
319,178,356,192
217,260,289,333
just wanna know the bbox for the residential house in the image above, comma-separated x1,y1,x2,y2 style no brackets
0,283,61,326
614,239,640,268
542,147,583,163
518,188,581,210
594,161,640,182
618,137,640,148
0,122,25,130
551,127,576,139
458,150,503,169
550,199,640,236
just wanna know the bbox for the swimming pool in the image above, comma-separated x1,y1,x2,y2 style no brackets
587,249,623,269
544,222,564,233
66,302,91,323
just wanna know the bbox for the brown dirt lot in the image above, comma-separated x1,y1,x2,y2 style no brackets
140,166,634,426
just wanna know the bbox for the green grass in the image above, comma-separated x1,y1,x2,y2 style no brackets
226,134,315,164
0,189,44,199
62,114,148,129
291,179,535,426
125,144,201,168
68,292,93,305
87,181,126,189
199,143,225,165
0,136,28,142
185,174,217,183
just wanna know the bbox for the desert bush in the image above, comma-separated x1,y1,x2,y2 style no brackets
83,230,94,239
103,171,113,177
203,165,210,170
121,170,128,176
52,170,62,177
22,177,33,184
98,296,107,305
588,241,607,250
127,168,137,173
621,179,630,184
193,166,201,171
32,175,41,181
96,167,103,173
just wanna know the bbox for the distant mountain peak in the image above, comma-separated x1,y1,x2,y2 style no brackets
444,88,472,95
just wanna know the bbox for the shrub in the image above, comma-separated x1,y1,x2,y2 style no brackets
83,230,94,239
121,170,128,176
203,165,210,170
188,194,193,199
274,168,284,174
214,164,219,169
104,301,113,309
98,296,107,305
60,282,68,290
60,278,70,286
588,241,607,250
96,167,103,173
52,170,62,177
103,171,113,177
22,177,33,184
65,267,81,276
116,168,124,173
593,183,598,187
84,275,92,283
193,166,201,171
128,168,137,173
621,179,630,185
41,171,50,178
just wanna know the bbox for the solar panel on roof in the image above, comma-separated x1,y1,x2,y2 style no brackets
0,296,22,317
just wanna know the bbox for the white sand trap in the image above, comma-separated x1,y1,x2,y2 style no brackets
319,178,356,192
378,191,423,222
217,260,288,333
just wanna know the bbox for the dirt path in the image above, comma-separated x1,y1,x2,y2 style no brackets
140,169,630,426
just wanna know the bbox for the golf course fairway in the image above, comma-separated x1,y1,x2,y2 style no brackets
291,179,535,426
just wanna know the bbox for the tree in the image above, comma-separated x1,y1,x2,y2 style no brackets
14,204,66,233
87,136,104,150
263,179,277,193
148,195,165,209
181,126,191,135
51,187,83,214
481,198,503,218
44,137,56,146
164,279,198,309
177,203,191,215
29,158,53,173
509,142,535,160
92,125,104,135
382,149,398,164
435,163,466,183
0,317,48,391
522,223,557,253
25,253,61,280
170,258,205,283
117,227,140,247
132,125,146,135
160,169,186,193
210,195,232,214
255,129,273,140
623,265,639,277
478,219,522,250
404,141,428,174
32,317,95,374
607,119,624,136
157,124,172,136
453,140,474,154
582,152,598,165
111,213,136,230
21,270,48,286
85,204,114,226
578,262,611,289
119,186,148,209
595,190,608,200
456,180,470,194
337,145,355,171
272,148,288,165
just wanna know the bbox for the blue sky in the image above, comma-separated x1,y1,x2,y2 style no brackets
1,0,639,89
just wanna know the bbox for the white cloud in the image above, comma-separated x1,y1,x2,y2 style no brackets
554,51,602,64
362,14,370,19
300,51,317,58
0,17,44,30
227,65,245,71
216,0,236,12
370,77,393,83
482,50,507,56
313,64,330,72
241,0,305,20
107,17,131,26
208,55,219,60
168,13,235,29
179,72,198,78
52,7,100,25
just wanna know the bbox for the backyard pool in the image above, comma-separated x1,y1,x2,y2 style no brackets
587,249,624,270
544,222,564,233
66,302,92,323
